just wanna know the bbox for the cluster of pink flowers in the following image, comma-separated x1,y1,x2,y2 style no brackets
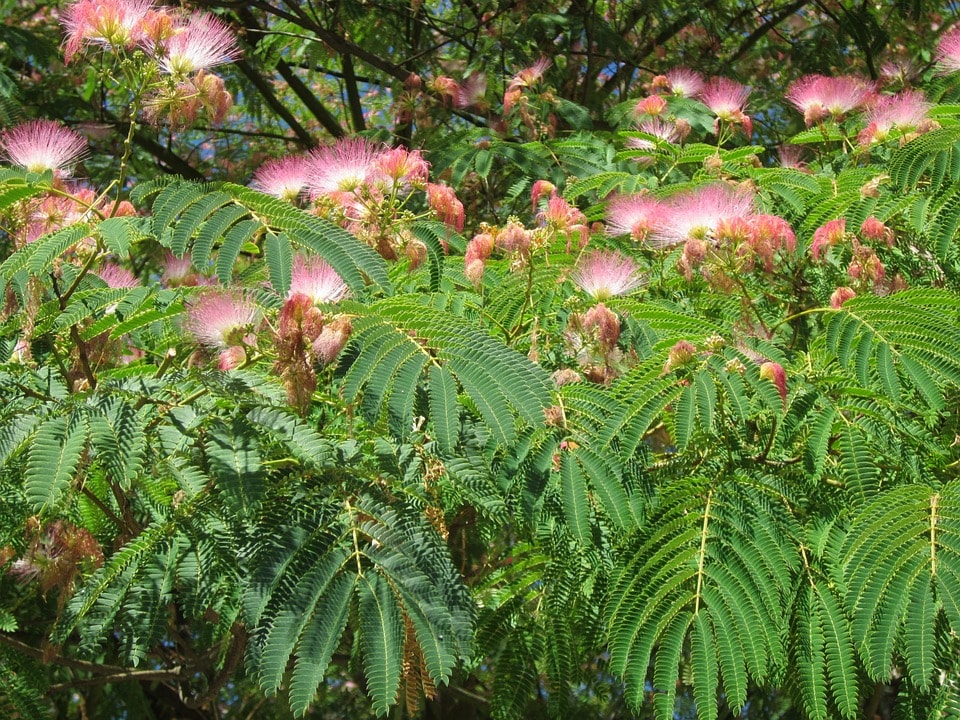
274,259,352,413
0,119,87,176
606,185,797,286
62,0,240,72
250,138,453,261
785,75,875,126
185,290,261,370
61,0,241,128
811,216,904,297
634,69,751,138
571,250,644,301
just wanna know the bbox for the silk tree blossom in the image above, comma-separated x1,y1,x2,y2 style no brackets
810,218,846,260
650,184,755,249
61,0,153,63
538,195,590,249
185,290,260,349
427,183,465,232
571,250,645,300
373,146,429,192
96,264,139,288
699,77,752,135
307,138,381,198
857,90,932,146
289,255,350,305
606,194,665,242
160,13,240,76
504,57,551,114
251,155,312,202
663,68,705,98
785,75,874,126
936,27,960,74
0,120,88,175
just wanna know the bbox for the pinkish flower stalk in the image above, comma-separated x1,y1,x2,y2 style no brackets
185,290,260,349
289,255,350,305
160,13,240,76
759,361,787,406
830,286,856,308
251,155,312,202
427,183,465,232
0,120,88,175
62,0,153,62
786,74,874,126
571,250,644,300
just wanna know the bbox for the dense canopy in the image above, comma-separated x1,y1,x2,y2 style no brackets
3,1,960,719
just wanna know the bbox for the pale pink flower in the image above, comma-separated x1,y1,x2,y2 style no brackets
759,361,787,406
634,95,668,117
374,146,429,191
606,194,665,242
0,120,88,175
777,145,808,170
496,221,532,255
936,27,960,74
650,184,754,249
504,57,551,113
252,155,311,202
218,345,246,371
856,90,931,146
160,251,194,287
510,57,551,89
531,180,556,212
289,255,350,305
699,77,752,135
785,75,874,126
96,263,139,288
571,250,644,300
426,183,465,232
429,76,461,107
456,72,488,109
860,216,895,245
663,68,705,98
185,290,260,349
62,0,153,63
160,13,240,76
830,286,856,308
630,118,683,146
539,195,589,248
810,218,846,260
307,138,381,197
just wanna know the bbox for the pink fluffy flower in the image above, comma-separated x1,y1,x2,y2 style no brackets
160,13,240,76
374,146,429,191
699,77,752,135
307,138,381,197
811,218,846,260
539,195,589,249
650,184,755,249
606,194,665,242
96,263,139,288
663,68,705,98
504,57,550,114
289,255,350,305
785,75,874,126
634,95,668,117
759,361,788,406
427,183,465,232
936,27,960,74
185,290,260,349
0,120,88,175
571,250,644,300
251,155,312,202
61,0,153,63
857,90,931,146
